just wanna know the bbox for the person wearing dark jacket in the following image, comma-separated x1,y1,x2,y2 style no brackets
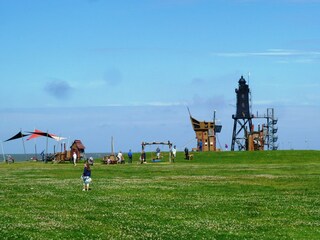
82,162,92,191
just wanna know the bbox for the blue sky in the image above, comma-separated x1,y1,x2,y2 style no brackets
1,0,319,155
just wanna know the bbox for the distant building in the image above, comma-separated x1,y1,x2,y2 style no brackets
189,111,222,152
70,140,85,160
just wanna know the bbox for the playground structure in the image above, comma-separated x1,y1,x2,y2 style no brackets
5,155,15,163
141,141,174,162
231,76,278,151
54,140,86,162
188,108,222,152
102,136,118,164
103,154,118,164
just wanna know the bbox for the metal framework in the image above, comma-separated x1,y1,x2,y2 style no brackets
231,76,254,151
264,108,278,150
141,141,173,162
231,118,253,151
231,76,278,151
253,108,278,150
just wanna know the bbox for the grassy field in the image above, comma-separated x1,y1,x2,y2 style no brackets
0,150,319,239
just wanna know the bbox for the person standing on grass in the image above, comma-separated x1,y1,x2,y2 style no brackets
82,161,92,191
73,151,77,166
117,151,124,164
184,147,189,160
198,140,203,152
88,156,94,165
156,147,161,159
128,149,133,163
171,145,177,161
140,150,146,164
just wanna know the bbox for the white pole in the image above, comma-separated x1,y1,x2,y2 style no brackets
169,143,172,163
111,136,114,155
46,130,49,159
1,141,5,162
34,128,37,159
248,72,252,115
67,137,70,149
21,129,27,160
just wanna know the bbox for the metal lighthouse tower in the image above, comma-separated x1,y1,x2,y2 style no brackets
231,76,254,151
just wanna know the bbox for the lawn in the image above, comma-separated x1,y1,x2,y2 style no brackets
0,150,319,239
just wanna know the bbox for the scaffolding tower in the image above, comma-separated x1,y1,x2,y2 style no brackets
254,108,278,150
264,108,278,150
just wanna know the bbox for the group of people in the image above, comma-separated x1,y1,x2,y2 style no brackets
80,146,184,191
151,145,177,162
104,146,178,165
116,150,134,164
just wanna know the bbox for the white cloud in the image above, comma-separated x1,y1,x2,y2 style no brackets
212,49,320,59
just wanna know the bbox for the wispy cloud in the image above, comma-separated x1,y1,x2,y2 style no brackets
144,101,186,106
212,49,320,58
44,79,73,100
99,101,187,107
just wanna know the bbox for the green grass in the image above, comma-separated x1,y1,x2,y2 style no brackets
1,150,319,239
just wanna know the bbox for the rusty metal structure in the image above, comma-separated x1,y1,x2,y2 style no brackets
231,76,278,151
231,76,254,151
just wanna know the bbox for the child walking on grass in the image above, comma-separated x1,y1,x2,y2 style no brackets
81,161,92,191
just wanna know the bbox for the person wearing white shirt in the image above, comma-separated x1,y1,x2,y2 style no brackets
117,151,123,164
171,145,177,161
73,151,77,166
